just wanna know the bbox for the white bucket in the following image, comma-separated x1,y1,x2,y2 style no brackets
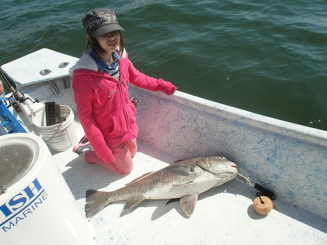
33,105,78,151
0,133,95,245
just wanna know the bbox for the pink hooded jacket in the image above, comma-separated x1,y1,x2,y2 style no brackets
70,51,177,163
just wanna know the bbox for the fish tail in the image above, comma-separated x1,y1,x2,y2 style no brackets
85,189,112,218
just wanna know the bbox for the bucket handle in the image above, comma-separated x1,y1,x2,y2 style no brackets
43,120,65,143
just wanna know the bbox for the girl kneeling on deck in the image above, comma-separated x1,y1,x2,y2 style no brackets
70,8,177,174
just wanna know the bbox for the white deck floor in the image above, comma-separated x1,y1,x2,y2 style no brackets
53,141,327,245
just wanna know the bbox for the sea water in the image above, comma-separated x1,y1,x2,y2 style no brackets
0,0,326,130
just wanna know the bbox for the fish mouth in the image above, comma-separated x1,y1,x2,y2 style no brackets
230,164,238,174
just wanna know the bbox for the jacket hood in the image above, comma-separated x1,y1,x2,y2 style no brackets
69,50,98,77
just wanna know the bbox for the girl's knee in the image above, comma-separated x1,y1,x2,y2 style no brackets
112,151,134,174
113,157,133,174
116,165,133,174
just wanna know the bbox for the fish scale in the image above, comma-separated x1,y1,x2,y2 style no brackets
102,170,201,202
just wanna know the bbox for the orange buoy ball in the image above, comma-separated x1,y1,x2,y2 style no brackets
253,196,273,215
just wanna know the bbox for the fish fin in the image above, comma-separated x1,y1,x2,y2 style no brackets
122,197,145,213
85,189,111,218
161,164,196,176
180,194,199,217
126,172,154,185
171,181,194,188
166,198,180,205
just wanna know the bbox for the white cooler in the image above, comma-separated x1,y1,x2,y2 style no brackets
0,133,95,245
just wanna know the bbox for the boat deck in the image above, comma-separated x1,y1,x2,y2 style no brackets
53,140,327,245
1,48,326,244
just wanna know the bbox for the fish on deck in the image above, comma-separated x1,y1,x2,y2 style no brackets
85,156,238,218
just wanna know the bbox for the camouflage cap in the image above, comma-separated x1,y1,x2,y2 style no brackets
82,8,124,38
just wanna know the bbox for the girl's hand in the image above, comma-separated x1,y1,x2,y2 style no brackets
0,80,4,95
164,82,177,95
